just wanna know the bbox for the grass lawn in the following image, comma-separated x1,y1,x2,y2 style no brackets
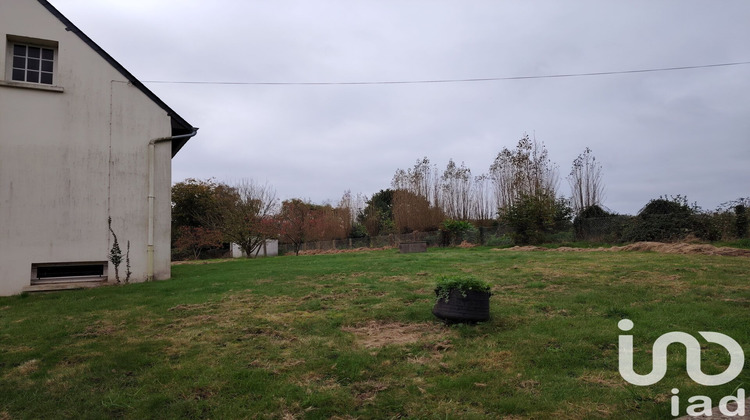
1,247,749,419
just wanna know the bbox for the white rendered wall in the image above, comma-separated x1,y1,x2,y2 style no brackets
0,0,175,295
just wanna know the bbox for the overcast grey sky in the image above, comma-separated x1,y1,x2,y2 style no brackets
51,0,750,214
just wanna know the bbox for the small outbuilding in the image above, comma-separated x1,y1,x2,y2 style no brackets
231,241,279,258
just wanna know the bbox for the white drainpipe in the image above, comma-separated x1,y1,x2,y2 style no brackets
147,129,198,281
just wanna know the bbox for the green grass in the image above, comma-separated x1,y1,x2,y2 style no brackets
1,247,749,419
715,238,750,249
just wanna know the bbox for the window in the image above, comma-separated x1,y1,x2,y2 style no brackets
37,264,104,278
5,36,59,88
11,43,55,85
31,262,108,284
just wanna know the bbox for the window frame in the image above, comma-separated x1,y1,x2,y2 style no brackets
31,262,108,284
11,43,56,85
4,35,61,91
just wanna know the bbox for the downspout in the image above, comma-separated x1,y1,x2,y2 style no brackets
147,128,198,281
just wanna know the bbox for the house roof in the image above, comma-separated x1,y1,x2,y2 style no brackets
37,0,197,156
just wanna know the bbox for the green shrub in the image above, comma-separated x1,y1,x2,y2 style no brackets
706,210,739,241
441,219,478,246
502,194,571,245
622,195,695,242
640,196,694,217
691,213,723,241
434,275,491,302
573,205,610,240
349,223,369,239
484,234,513,247
442,219,473,233
736,205,748,239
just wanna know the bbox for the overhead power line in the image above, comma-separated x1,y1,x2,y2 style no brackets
142,60,750,86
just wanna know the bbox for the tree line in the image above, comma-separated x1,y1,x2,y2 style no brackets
172,179,357,258
172,133,747,258
364,134,602,244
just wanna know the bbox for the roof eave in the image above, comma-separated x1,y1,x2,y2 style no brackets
36,0,196,156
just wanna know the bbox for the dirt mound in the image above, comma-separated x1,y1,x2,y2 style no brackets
494,242,750,257
500,246,547,252
612,242,750,257
298,246,394,256
552,246,596,252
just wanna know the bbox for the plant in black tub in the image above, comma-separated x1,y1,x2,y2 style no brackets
432,275,492,323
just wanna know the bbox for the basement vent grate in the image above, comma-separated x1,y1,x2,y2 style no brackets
31,262,107,283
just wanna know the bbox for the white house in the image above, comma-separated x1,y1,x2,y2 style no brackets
0,0,197,295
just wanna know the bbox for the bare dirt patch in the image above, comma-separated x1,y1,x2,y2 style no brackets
167,302,217,312
379,275,413,283
2,345,34,354
342,320,450,349
497,245,547,252
4,359,39,380
73,320,121,338
352,379,390,405
614,242,750,257
494,242,750,257
166,314,216,329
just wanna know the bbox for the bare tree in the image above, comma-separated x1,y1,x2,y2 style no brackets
215,179,279,258
441,159,473,220
393,157,497,222
471,173,495,221
489,134,559,215
391,157,440,207
568,147,604,214
337,190,357,234
489,147,515,211
390,136,560,224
